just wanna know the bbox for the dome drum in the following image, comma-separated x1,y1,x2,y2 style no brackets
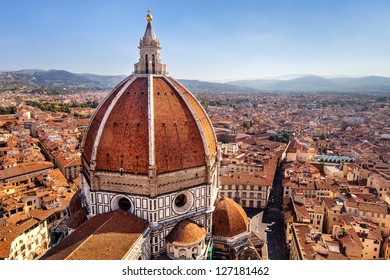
84,165,208,197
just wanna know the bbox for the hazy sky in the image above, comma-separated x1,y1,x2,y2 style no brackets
1,0,390,81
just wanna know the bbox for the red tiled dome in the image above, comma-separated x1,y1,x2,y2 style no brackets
166,220,206,246
82,75,217,176
212,197,248,237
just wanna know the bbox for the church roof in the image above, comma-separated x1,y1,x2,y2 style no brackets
166,219,206,246
82,75,217,175
143,22,157,42
40,210,147,260
212,197,248,237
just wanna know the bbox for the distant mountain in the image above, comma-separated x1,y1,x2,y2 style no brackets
79,73,127,88
226,79,280,89
0,69,253,94
227,75,390,93
2,69,390,94
17,69,46,74
330,76,390,93
33,70,96,86
0,69,127,91
177,79,255,93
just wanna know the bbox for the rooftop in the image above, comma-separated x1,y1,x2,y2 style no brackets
40,210,147,260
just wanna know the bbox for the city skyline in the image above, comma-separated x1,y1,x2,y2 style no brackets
1,3,390,263
1,0,390,81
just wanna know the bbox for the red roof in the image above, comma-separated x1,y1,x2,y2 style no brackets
82,76,217,175
40,210,147,260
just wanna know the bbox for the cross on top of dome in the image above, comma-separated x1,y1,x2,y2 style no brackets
146,9,153,22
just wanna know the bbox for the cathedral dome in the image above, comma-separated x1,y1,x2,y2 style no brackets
82,75,217,176
80,12,218,198
212,197,248,237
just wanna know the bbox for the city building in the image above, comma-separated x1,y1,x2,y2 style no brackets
338,216,382,259
219,172,272,208
290,223,348,260
322,197,347,234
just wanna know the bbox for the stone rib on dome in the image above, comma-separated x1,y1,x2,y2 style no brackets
82,76,132,163
169,78,217,160
212,197,248,237
153,77,206,173
95,77,149,173
166,220,206,246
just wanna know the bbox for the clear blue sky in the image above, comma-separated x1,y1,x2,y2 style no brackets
1,0,390,81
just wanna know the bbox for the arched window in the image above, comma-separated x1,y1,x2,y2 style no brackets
179,249,186,258
145,54,149,73
152,54,156,74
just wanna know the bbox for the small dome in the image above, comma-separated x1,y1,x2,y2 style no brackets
213,197,248,237
166,220,206,246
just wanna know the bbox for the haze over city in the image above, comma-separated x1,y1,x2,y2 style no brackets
1,0,390,81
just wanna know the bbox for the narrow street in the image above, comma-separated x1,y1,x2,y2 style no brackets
262,163,287,260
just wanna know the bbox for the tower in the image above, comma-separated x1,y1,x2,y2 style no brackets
78,11,220,259
134,10,166,75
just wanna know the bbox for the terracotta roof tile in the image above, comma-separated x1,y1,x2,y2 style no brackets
166,220,206,246
153,77,205,173
96,77,149,174
220,172,272,186
168,78,217,158
82,75,216,175
83,78,129,162
0,161,54,181
40,210,147,260
213,197,248,237
65,207,88,229
0,218,39,258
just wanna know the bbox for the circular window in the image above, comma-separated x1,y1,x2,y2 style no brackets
111,195,133,213
118,197,132,211
174,194,187,207
172,191,194,215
